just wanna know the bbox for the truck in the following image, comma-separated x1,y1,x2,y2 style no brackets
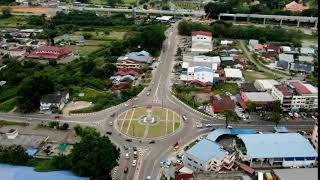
258,172,263,180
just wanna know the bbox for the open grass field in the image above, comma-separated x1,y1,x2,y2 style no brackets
117,107,181,138
73,31,127,41
212,83,240,96
66,45,102,57
173,1,203,10
243,70,280,82
0,15,30,28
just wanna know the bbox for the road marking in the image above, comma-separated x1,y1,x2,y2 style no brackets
120,111,128,131
126,109,136,134
154,75,162,103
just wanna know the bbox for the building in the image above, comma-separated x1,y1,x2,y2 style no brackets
240,83,258,92
248,39,259,46
27,46,72,60
8,48,26,58
254,79,280,92
40,92,69,111
182,55,221,69
274,61,289,70
298,56,314,64
220,40,233,45
311,121,318,151
118,50,153,64
224,68,243,81
210,96,235,113
116,59,141,70
238,92,274,109
180,66,218,85
155,16,173,23
278,54,294,63
191,31,213,54
271,81,318,111
237,133,317,167
290,63,314,74
272,168,317,180
285,1,308,12
183,138,235,172
300,47,315,56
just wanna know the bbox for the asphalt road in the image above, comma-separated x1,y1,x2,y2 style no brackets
0,23,315,180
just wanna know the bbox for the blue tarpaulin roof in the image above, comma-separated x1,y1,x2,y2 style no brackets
25,148,37,156
237,133,318,159
274,126,288,133
230,129,256,135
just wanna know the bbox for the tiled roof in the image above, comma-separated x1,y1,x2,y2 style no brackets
275,84,293,97
191,31,212,37
211,96,235,113
290,81,311,94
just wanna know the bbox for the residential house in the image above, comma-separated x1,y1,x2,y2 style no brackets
28,46,72,60
40,92,69,111
237,92,275,109
271,81,318,111
220,40,233,45
26,39,47,48
8,48,26,58
278,54,294,63
300,47,316,56
248,39,259,46
280,46,299,54
298,56,314,64
240,83,258,92
254,79,279,92
274,61,289,70
210,96,235,113
224,68,243,81
110,75,135,85
191,31,213,54
116,59,142,70
290,63,314,74
180,66,218,86
266,44,280,53
252,44,265,52
284,1,308,12
118,50,153,64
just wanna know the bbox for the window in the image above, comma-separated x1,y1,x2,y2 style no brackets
193,161,198,164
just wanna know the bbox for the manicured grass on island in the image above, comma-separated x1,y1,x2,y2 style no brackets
0,120,28,126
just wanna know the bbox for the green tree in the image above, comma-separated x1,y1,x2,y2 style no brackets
271,100,282,113
247,101,256,112
1,8,12,18
223,109,238,128
70,127,120,179
0,145,30,165
270,112,281,126
60,123,69,130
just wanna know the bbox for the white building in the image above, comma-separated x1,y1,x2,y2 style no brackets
271,81,318,111
155,16,173,23
224,68,243,81
191,31,213,54
254,79,280,92
184,138,235,172
180,66,218,84
40,92,69,111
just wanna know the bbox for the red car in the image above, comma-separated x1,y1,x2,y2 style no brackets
54,115,60,119
123,166,128,173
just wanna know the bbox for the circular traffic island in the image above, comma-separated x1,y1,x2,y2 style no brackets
116,105,182,139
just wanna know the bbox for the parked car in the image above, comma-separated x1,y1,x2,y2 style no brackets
196,123,203,128
110,113,115,117
227,125,233,129
288,112,293,117
109,122,113,126
294,112,300,118
146,176,151,180
125,139,132,142
123,166,128,173
106,131,112,135
173,142,179,147
132,160,137,167
149,140,155,144
132,105,137,108
125,153,129,159
182,115,187,121
132,146,137,151
133,151,138,158
123,144,129,150
147,92,150,96
124,103,129,107
205,124,213,127
311,115,317,120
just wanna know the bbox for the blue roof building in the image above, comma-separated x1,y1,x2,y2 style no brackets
221,56,234,61
237,133,317,167
124,50,153,63
206,128,256,142
187,139,226,162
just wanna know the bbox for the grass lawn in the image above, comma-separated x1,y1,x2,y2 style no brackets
127,120,145,137
67,45,102,57
71,87,105,102
0,97,17,112
147,121,166,138
243,70,280,82
0,120,27,126
121,120,130,132
152,107,167,120
74,31,127,41
0,86,18,102
212,83,240,96
0,15,30,28
131,107,147,119
174,122,180,131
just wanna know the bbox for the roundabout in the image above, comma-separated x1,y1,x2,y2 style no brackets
116,105,182,139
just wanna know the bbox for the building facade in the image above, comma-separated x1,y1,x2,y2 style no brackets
191,31,213,54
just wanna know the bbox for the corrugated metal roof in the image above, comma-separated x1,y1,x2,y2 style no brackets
186,139,226,162
238,133,318,159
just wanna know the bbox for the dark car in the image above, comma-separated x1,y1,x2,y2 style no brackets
123,166,128,173
106,131,112,135
149,140,155,144
126,139,132,142
54,115,60,119
133,146,137,151
173,142,179,147
110,113,115,117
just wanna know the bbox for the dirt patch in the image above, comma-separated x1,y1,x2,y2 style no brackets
63,101,93,115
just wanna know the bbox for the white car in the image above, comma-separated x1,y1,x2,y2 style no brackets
294,112,300,118
124,103,129,107
132,160,137,167
109,122,113,126
196,123,203,128
288,112,293,117
125,153,129,159
205,124,213,127
147,92,150,96
227,125,233,129
146,176,151,180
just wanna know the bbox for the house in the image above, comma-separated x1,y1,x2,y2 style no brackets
54,34,85,45
290,63,314,74
224,68,243,81
110,75,135,84
8,48,26,58
26,39,47,48
114,69,140,77
27,46,72,60
280,46,294,53
155,16,174,23
237,133,317,167
182,55,221,68
274,61,289,70
0,81,6,87
183,138,236,172
271,81,318,111
240,83,258,92
40,92,69,111
254,79,279,92
284,1,308,12
116,59,141,70
210,96,235,113
278,54,294,63
266,44,280,53
111,84,129,91
220,40,233,45
298,56,314,64
220,56,234,62
191,31,213,54
118,50,153,64
237,92,274,109
180,66,217,85
252,44,265,52
300,47,315,56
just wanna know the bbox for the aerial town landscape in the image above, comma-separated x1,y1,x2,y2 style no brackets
0,0,318,180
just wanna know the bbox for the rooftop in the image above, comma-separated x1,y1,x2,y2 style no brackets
289,81,311,94
186,139,226,162
272,168,317,180
243,92,274,102
0,133,48,148
238,133,318,159
278,54,294,63
41,92,68,104
290,63,314,73
211,96,235,113
255,79,279,90
275,84,293,97
191,31,212,37
240,83,258,92
224,68,243,79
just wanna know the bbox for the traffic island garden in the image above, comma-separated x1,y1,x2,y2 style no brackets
116,106,181,139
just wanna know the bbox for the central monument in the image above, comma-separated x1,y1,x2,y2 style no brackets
143,104,155,124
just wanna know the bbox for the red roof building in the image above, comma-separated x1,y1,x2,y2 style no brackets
27,46,71,59
211,96,235,113
191,31,212,37
239,163,255,176
275,84,293,97
115,69,141,76
188,80,212,87
289,82,311,94
111,85,129,91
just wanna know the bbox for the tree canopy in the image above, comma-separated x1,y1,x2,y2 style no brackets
0,145,31,165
